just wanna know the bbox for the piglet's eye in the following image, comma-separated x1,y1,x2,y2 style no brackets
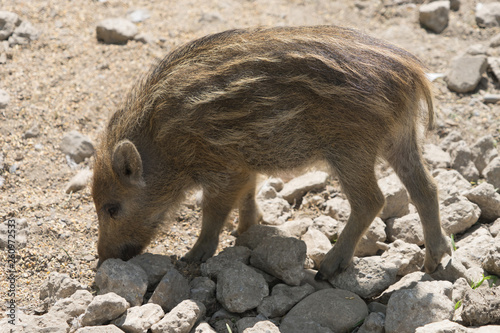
103,203,120,219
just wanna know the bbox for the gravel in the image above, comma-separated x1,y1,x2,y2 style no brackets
0,0,499,331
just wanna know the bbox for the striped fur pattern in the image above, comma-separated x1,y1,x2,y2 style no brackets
92,26,450,278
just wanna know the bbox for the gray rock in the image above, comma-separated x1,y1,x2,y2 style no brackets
280,171,329,204
95,258,148,307
329,256,399,299
201,246,252,278
452,277,470,305
356,217,386,257
258,197,291,225
482,237,500,276
236,317,264,332
209,308,240,333
257,283,315,318
377,272,434,304
250,236,306,286
433,169,472,201
423,143,451,170
81,292,129,326
0,218,28,250
129,253,174,288
60,131,94,164
415,320,469,333
462,286,500,326
190,276,217,311
148,268,190,312
449,140,480,182
440,195,481,235
216,262,269,313
235,224,291,250
380,240,425,276
2,312,70,333
385,281,454,333
0,89,10,108
278,217,313,238
483,93,500,104
324,196,351,222
440,131,463,151
65,168,92,194
490,218,500,237
429,254,468,283
151,299,206,333
39,272,87,310
96,18,138,44
0,11,21,40
464,182,500,221
484,157,500,189
386,213,424,246
23,123,40,139
491,33,500,47
325,196,351,223
302,228,332,268
114,303,164,333
357,312,385,333
455,226,495,269
311,215,339,240
476,2,500,28
471,135,499,174
378,174,409,220
445,55,487,93
488,57,500,82
76,325,126,332
242,320,280,333
419,1,449,33
48,290,93,324
280,289,368,333
8,20,39,45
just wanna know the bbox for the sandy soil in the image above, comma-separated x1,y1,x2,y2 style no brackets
0,0,499,315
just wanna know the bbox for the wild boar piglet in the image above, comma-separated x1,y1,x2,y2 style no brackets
92,25,451,280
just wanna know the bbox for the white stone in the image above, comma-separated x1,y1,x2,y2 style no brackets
476,3,500,28
96,18,138,44
150,300,206,333
280,171,329,204
385,281,454,333
114,303,165,333
329,256,399,299
378,173,409,220
302,228,332,268
81,292,129,326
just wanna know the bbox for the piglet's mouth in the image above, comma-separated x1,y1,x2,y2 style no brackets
96,243,144,269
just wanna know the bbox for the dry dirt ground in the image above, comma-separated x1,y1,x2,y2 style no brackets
1,0,499,315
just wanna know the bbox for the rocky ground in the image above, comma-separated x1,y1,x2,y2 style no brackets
1,0,500,332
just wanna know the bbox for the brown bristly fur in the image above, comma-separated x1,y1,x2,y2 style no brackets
92,26,451,278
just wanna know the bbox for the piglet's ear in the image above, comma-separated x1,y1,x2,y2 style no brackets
112,140,144,186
